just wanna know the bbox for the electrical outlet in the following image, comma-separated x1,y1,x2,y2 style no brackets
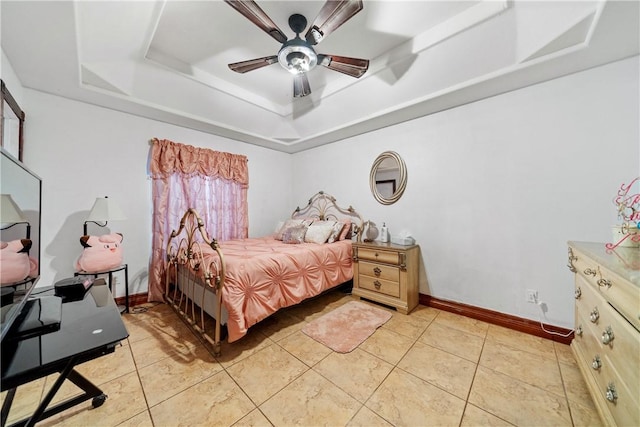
526,289,538,303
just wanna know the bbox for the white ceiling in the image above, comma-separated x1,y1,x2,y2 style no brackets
1,1,638,153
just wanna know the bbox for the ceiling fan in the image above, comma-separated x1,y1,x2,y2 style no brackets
225,0,370,98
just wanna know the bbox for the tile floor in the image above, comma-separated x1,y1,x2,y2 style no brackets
2,290,603,427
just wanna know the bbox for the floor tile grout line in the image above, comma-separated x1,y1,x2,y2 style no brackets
553,343,577,427
125,337,157,427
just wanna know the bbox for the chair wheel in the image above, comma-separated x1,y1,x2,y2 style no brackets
92,394,107,408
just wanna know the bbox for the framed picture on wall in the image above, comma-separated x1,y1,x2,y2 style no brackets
0,80,25,162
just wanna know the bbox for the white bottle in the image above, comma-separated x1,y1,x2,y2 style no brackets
380,222,388,243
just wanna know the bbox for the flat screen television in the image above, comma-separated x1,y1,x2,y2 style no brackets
0,148,43,342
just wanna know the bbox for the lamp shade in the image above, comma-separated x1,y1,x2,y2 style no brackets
0,194,27,225
86,197,127,222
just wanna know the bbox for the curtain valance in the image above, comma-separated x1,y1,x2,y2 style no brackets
150,138,248,186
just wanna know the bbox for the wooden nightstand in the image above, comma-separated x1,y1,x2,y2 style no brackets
352,241,420,314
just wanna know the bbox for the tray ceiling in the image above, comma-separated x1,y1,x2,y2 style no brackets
1,0,638,153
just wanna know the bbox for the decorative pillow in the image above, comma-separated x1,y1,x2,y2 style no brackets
338,219,353,240
327,221,346,243
0,239,38,285
275,219,303,240
305,221,336,244
75,233,123,273
275,218,314,240
282,225,308,244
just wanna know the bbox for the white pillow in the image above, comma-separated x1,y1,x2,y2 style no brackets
304,221,336,244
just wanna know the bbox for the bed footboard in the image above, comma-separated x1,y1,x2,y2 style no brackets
165,208,226,357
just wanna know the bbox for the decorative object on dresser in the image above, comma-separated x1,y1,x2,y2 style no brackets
608,176,639,249
567,241,639,427
352,240,420,314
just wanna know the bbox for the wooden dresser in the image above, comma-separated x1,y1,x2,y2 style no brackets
352,241,420,314
567,241,639,426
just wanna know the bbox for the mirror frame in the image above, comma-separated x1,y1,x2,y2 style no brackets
369,151,407,205
0,80,25,162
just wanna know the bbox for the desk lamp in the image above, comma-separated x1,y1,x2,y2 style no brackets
83,196,126,235
0,194,30,239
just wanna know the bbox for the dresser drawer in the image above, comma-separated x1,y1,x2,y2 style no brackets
575,275,606,328
358,275,400,298
596,355,640,427
359,261,399,282
576,276,640,394
572,245,640,331
357,247,400,265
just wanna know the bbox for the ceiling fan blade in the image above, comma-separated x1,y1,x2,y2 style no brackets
224,0,288,43
293,73,311,98
304,0,363,45
318,54,369,78
228,56,278,73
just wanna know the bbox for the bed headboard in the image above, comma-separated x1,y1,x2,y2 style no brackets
291,191,364,241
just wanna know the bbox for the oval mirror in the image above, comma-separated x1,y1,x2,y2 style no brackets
369,151,407,205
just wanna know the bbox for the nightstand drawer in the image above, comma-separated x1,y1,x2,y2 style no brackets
359,275,400,298
359,261,399,282
357,248,400,265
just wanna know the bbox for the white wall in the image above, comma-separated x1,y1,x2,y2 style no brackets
18,90,292,297
5,47,637,328
292,57,639,329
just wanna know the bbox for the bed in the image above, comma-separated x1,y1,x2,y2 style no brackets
164,191,364,356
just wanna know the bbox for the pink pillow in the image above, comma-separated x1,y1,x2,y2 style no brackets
75,233,123,273
338,219,352,240
0,239,38,285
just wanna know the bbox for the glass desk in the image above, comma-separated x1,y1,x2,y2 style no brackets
1,282,129,427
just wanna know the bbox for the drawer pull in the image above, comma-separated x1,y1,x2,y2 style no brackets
583,268,597,277
601,326,615,345
373,280,381,290
591,355,602,370
373,267,382,277
590,307,599,323
597,278,612,289
605,383,617,403
574,287,581,299
575,325,583,336
567,248,577,273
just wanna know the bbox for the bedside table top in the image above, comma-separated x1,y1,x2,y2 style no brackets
353,240,419,251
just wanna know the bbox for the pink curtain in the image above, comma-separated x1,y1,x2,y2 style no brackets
147,138,249,302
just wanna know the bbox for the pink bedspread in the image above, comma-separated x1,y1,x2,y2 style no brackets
196,237,353,342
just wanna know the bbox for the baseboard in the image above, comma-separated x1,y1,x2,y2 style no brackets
419,294,574,345
118,291,573,344
116,293,148,309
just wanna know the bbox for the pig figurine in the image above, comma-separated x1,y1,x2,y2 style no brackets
0,239,38,285
75,233,123,273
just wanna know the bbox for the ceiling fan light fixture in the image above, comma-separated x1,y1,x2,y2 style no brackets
277,38,317,74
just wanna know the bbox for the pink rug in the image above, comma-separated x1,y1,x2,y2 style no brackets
302,301,392,353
